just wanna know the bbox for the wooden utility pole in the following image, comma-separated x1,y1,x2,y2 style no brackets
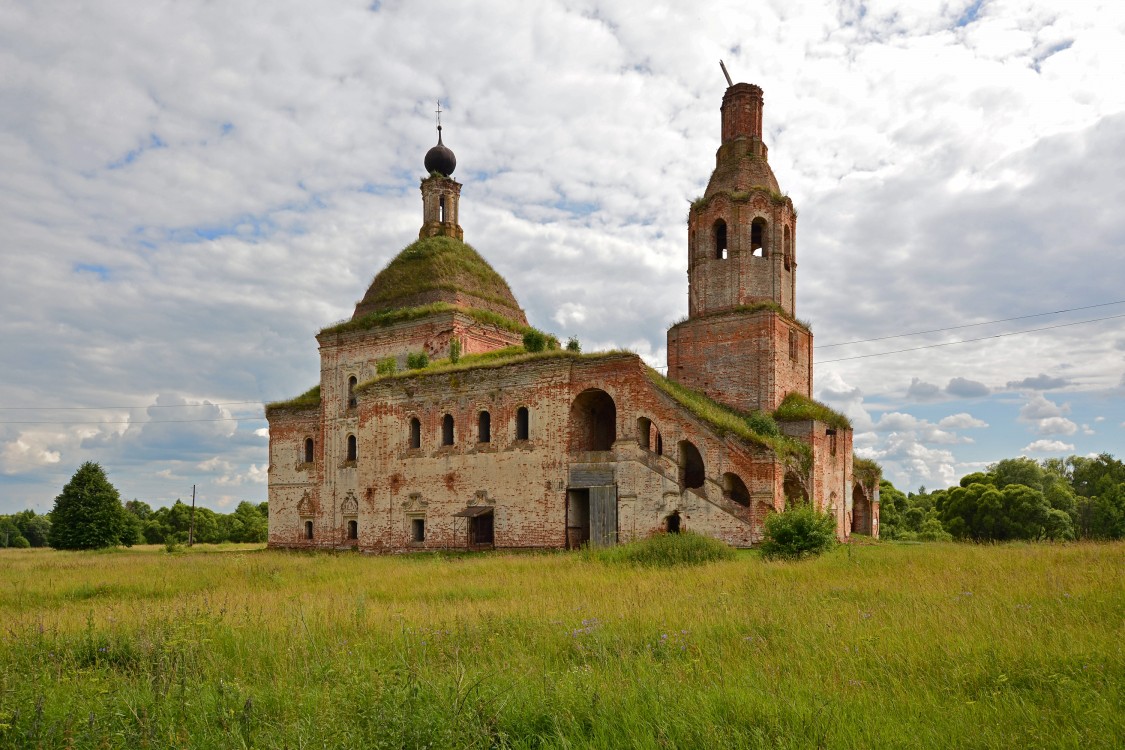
188,484,196,547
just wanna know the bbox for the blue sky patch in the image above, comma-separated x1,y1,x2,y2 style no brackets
74,263,111,280
956,0,984,27
107,133,166,170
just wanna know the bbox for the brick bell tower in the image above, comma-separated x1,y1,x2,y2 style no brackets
666,81,812,413
419,107,463,241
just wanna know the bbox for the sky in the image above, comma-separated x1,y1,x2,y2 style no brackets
1,0,1123,514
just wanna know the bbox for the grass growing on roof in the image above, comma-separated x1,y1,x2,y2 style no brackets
321,302,534,337
264,385,320,416
353,235,522,315
773,392,851,430
357,349,636,392
644,369,808,461
668,301,811,332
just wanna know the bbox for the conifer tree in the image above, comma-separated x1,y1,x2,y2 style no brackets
49,462,131,550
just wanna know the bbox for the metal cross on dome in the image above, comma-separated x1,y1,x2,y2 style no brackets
435,101,442,131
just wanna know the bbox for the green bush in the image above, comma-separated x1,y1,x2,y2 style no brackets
406,351,429,370
377,357,397,376
566,336,581,353
522,330,548,353
585,531,735,568
449,339,462,364
916,517,953,542
760,505,837,560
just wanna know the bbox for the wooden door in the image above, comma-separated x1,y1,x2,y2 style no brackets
589,485,618,547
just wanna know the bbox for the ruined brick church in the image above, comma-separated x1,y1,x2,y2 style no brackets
266,81,880,551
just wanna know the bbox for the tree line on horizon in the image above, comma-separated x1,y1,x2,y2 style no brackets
878,453,1125,542
3,453,1124,551
0,462,267,549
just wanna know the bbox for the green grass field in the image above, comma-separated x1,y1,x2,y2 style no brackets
1,542,1122,748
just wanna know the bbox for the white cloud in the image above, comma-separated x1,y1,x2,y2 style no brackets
1019,394,1069,421
1036,417,1077,436
0,437,61,474
1023,439,1075,453
938,413,988,429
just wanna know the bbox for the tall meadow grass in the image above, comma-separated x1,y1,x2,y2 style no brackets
0,542,1121,748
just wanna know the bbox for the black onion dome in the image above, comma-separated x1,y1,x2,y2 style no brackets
424,128,456,176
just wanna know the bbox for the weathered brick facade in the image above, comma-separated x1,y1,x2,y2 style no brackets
266,81,878,552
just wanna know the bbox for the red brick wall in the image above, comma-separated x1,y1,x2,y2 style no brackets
667,309,810,413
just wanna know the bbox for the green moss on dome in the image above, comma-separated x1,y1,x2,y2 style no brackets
352,236,524,321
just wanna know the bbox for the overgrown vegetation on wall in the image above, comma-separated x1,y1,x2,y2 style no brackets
320,302,534,338
773,392,851,430
644,369,809,462
264,385,320,416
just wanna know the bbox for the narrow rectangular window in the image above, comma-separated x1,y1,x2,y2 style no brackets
516,407,529,441
789,329,798,360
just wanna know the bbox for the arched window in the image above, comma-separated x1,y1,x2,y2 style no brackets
713,219,728,260
347,520,358,540
303,438,314,464
439,194,446,222
783,224,793,271
442,414,454,446
722,473,751,507
637,417,652,450
568,389,616,452
516,407,530,441
655,430,663,456
751,217,767,257
478,411,491,443
304,520,314,540
679,440,705,489
347,376,357,409
409,417,421,449
666,511,682,534
346,434,357,462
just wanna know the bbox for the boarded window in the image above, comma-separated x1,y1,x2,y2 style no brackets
679,441,705,489
751,217,766,257
516,406,530,441
789,329,799,360
569,389,617,452
411,518,425,543
347,520,358,540
303,438,314,463
346,434,357,462
713,219,727,259
409,417,421,449
478,411,491,443
442,414,454,446
304,520,314,540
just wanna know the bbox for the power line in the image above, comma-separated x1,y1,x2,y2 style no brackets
815,299,1125,349
818,312,1125,363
